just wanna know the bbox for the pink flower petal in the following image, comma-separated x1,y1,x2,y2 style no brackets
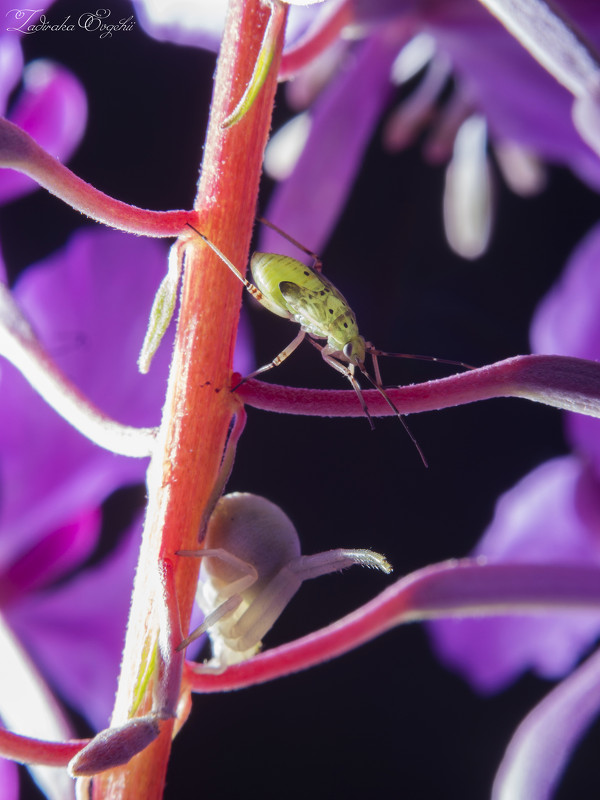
9,516,141,730
429,457,600,691
0,59,87,204
493,646,600,799
188,557,600,693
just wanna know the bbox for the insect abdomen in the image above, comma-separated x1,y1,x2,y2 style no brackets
251,253,324,317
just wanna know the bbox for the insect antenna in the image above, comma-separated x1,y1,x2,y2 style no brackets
186,223,250,285
368,345,475,372
257,216,323,272
359,365,428,468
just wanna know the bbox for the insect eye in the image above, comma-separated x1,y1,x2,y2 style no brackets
343,343,355,360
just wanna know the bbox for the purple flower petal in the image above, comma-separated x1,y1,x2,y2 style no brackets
531,223,600,359
531,222,600,474
429,456,600,691
1,507,101,603
133,0,228,50
0,59,87,205
0,229,170,563
493,646,600,800
233,309,254,376
350,0,600,181
261,32,401,257
8,515,141,730
0,35,23,112
0,759,18,800
133,0,314,51
424,2,600,186
0,227,176,728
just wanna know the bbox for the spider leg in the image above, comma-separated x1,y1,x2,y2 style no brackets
289,548,392,580
176,594,243,652
177,548,259,599
228,547,391,652
198,407,247,542
227,567,303,652
176,548,259,651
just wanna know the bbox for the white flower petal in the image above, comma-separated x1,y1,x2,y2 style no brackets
494,140,546,196
264,112,312,180
443,114,493,260
0,614,74,799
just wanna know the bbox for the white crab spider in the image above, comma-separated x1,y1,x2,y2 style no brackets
177,492,392,667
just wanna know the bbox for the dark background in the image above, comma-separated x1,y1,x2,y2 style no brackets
3,1,600,797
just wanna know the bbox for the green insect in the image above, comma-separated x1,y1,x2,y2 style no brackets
187,219,469,465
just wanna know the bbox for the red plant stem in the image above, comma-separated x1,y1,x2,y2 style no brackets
0,119,193,236
279,0,354,80
236,355,600,419
0,728,86,766
185,560,600,693
91,2,286,798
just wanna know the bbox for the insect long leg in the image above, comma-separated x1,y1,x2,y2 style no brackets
306,338,375,429
257,217,323,272
234,329,307,391
186,223,283,316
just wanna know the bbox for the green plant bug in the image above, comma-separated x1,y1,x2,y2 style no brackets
187,219,471,466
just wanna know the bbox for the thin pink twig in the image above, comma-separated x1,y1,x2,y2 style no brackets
0,727,87,767
236,355,600,418
186,559,600,693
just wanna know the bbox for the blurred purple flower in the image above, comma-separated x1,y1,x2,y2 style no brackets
0,758,18,800
263,0,600,259
131,0,600,259
0,229,175,731
0,3,87,205
429,456,600,691
0,225,254,733
430,222,600,691
132,0,313,52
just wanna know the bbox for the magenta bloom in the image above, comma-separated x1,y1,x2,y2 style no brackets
430,222,600,690
0,3,87,205
0,222,253,726
262,0,600,257
135,0,600,258
4,3,600,797
0,230,175,731
0,223,253,795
